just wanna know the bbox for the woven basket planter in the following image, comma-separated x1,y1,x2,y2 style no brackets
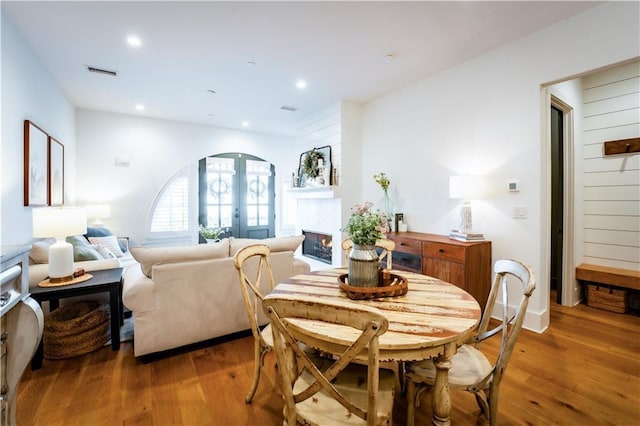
44,301,111,359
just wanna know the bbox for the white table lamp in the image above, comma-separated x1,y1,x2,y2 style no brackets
449,175,484,234
85,204,111,227
33,207,87,280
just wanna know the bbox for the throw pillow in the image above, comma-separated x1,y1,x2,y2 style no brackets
92,244,116,259
30,238,57,264
66,235,103,261
229,235,305,256
88,235,125,258
130,239,230,278
84,227,128,253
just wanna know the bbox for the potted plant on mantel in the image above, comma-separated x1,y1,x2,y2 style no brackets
198,224,226,243
342,202,389,287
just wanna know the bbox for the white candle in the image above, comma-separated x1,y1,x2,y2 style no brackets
318,158,323,168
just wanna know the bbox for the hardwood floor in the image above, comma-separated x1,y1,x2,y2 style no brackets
17,299,640,425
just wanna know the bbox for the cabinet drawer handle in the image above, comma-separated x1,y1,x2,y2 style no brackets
400,242,406,246
438,249,445,253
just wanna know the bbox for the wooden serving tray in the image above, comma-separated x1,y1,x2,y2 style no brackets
338,273,408,300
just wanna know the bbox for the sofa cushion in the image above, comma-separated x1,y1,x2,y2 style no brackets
130,239,230,278
30,238,57,264
88,235,125,258
85,227,127,252
66,235,103,261
229,235,305,256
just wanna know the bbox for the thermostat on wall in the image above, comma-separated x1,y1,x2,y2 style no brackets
507,181,520,192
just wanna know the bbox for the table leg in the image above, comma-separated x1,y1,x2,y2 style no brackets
109,286,120,350
49,298,59,311
432,344,455,426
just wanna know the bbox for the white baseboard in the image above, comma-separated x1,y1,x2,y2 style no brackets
493,301,548,334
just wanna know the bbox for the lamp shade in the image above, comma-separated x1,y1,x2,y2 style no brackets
33,207,87,238
449,175,485,200
85,204,111,220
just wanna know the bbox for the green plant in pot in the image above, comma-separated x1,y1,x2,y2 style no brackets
199,224,225,242
343,202,389,287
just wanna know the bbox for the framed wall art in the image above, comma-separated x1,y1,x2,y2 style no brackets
23,120,49,206
48,136,64,206
297,145,332,188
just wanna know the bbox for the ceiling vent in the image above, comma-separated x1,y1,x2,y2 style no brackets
86,65,118,77
280,105,299,112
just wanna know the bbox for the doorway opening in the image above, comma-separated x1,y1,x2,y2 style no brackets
549,95,575,306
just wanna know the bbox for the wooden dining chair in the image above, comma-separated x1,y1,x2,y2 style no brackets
233,243,277,403
341,238,395,269
263,294,396,426
405,259,536,426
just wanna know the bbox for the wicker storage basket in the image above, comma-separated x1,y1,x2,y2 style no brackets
586,284,628,313
44,301,111,359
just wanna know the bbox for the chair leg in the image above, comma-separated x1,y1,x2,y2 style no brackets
246,339,265,403
406,380,417,426
474,390,490,419
488,386,500,426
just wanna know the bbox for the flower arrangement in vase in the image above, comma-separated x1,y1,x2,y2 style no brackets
343,202,389,287
374,172,394,228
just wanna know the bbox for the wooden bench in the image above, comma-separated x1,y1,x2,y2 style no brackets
576,263,640,313
576,264,640,291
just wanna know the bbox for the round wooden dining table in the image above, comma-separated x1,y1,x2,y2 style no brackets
270,267,482,426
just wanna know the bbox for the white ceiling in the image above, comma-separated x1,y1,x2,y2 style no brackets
3,1,600,136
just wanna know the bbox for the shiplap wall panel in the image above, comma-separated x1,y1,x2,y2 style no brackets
584,229,640,247
584,155,640,172
584,243,640,264
583,186,640,201
583,93,640,117
583,200,639,216
583,124,640,148
584,215,640,232
583,77,640,103
581,60,640,271
583,170,640,186
583,109,640,131
296,103,342,178
583,61,640,87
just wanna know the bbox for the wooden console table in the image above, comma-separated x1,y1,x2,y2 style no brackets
386,231,492,309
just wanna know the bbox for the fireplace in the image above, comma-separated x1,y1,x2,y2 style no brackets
302,230,333,264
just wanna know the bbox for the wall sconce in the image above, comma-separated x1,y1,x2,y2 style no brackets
449,175,485,236
32,207,87,281
85,204,111,227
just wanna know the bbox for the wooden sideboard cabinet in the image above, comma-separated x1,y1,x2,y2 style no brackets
386,232,492,308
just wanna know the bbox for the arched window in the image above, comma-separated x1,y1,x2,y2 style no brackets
150,166,190,234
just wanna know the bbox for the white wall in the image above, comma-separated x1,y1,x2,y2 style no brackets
1,13,76,246
75,110,296,245
360,2,640,332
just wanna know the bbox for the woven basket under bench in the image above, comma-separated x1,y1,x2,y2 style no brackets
586,284,628,313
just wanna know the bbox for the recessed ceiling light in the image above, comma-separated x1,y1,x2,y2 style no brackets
242,121,249,127
207,89,216,95
247,61,256,66
296,80,307,90
135,104,145,111
208,113,214,117
127,35,142,47
382,54,394,64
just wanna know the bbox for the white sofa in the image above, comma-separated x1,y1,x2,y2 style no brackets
123,236,310,357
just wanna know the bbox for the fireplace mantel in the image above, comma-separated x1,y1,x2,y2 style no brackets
287,186,342,199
